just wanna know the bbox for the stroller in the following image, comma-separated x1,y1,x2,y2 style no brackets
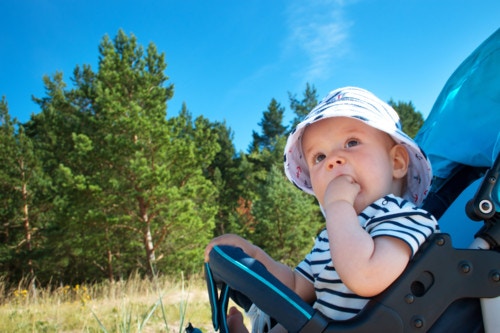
204,28,500,333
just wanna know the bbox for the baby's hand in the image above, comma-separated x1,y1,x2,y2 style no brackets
323,175,361,208
204,234,255,262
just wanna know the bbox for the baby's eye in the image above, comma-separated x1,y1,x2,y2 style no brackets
313,153,326,164
345,138,360,148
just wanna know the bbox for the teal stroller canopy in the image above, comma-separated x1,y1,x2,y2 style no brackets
416,28,500,181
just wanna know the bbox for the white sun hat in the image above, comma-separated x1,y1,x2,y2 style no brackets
284,86,432,206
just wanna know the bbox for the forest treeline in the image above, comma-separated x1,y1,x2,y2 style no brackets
0,30,423,286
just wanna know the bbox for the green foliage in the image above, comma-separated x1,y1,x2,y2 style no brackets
288,83,319,130
0,97,44,281
252,165,322,266
204,120,251,236
388,99,424,138
249,98,287,153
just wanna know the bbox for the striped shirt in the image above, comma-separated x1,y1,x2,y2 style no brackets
296,194,439,320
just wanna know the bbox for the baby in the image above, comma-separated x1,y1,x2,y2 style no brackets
205,86,438,331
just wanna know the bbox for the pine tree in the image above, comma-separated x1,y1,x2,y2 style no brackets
22,30,221,282
249,98,287,153
288,83,318,130
89,31,220,277
0,97,42,281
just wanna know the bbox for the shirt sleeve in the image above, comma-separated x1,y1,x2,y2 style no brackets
364,199,439,257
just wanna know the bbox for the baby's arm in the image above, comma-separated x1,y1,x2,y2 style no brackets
205,234,315,303
323,176,411,297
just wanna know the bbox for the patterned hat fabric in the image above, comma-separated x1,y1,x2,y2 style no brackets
284,86,432,206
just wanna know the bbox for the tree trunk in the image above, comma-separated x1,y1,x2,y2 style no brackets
139,199,156,276
105,227,114,283
144,222,156,276
21,160,34,277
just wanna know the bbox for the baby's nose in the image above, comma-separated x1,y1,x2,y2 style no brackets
327,156,346,170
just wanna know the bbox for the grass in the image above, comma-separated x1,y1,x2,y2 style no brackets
0,273,234,333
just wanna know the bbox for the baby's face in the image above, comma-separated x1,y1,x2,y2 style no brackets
301,117,405,213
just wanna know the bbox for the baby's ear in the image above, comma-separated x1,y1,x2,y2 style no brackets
391,144,409,179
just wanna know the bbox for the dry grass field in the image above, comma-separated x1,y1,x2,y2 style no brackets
0,273,244,333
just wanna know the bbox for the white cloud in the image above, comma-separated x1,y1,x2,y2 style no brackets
285,0,353,82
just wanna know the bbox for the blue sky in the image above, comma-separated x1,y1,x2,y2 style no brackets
2,0,499,153
1,0,498,246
